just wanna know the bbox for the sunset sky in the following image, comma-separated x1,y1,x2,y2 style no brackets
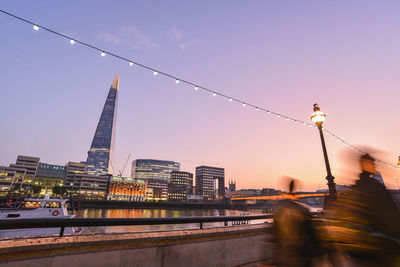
1,1,399,190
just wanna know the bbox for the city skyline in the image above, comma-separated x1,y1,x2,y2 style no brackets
1,2,400,191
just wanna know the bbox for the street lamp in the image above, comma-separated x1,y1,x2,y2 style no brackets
311,103,337,198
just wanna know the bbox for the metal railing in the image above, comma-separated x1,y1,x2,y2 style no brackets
0,214,273,237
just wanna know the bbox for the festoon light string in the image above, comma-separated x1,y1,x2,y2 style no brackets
1,9,398,170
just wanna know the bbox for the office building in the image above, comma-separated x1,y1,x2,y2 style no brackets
86,75,119,176
168,171,193,202
0,170,17,195
107,176,146,202
64,161,86,190
145,179,168,201
0,166,26,193
33,163,66,196
9,155,40,187
66,161,109,199
131,159,180,183
195,166,225,201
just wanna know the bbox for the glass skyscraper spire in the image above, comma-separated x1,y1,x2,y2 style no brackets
86,75,119,175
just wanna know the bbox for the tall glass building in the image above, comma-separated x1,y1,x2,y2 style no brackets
131,159,180,183
86,75,119,176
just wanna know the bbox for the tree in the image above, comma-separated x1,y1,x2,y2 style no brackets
31,185,42,196
59,186,67,197
52,186,61,196
52,186,67,198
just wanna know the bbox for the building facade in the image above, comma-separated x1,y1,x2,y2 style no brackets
131,159,180,183
168,171,193,202
9,155,40,188
107,177,146,202
65,161,109,199
0,170,17,196
195,166,225,201
86,75,119,176
145,179,168,201
33,163,66,196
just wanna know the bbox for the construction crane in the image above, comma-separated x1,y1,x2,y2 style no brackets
118,153,131,177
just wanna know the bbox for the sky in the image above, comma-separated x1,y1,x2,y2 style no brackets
1,1,400,191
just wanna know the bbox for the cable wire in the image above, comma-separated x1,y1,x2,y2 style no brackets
1,9,398,170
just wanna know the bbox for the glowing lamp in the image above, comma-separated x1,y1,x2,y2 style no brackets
33,25,39,31
70,39,75,44
311,104,326,125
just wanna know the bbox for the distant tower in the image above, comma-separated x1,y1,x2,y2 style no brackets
86,75,119,175
229,180,236,191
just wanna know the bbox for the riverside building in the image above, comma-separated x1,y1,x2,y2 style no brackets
107,176,146,202
195,166,225,201
33,163,66,196
9,155,40,188
131,159,180,183
168,171,193,202
65,161,109,200
145,179,168,202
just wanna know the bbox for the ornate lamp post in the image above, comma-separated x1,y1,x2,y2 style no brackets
311,103,337,197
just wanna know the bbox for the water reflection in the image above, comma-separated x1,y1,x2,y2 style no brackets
75,208,266,234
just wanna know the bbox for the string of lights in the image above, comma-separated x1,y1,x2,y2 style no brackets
1,9,398,170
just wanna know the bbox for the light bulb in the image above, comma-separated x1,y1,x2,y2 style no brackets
195,86,199,90
229,98,233,102
101,51,106,57
70,39,75,44
242,103,246,107
129,62,133,66
212,92,216,96
176,79,180,84
33,25,39,31
153,71,158,75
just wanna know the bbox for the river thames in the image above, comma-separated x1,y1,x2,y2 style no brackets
75,208,271,234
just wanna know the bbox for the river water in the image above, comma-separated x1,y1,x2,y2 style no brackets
74,208,270,234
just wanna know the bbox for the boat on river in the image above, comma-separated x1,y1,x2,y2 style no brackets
0,197,80,238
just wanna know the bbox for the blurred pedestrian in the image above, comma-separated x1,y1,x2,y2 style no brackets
273,179,321,267
330,153,400,266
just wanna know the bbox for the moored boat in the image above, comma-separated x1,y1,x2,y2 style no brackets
0,196,80,238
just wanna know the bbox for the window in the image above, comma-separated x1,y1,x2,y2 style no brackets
44,202,61,208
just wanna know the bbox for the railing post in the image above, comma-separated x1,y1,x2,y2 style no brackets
59,226,65,237
200,222,203,229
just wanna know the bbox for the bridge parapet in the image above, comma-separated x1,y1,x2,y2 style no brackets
0,224,274,267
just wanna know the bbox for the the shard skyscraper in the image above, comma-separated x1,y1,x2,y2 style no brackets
85,75,119,176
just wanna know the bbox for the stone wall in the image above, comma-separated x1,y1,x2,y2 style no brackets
0,224,274,267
